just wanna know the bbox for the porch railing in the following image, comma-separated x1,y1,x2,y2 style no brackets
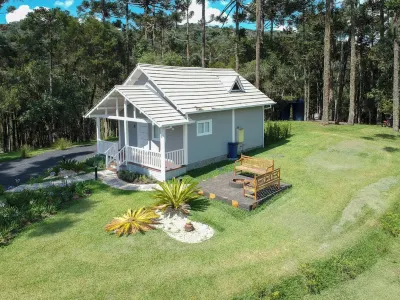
98,140,118,155
105,143,119,167
103,143,185,171
125,146,162,169
166,149,185,167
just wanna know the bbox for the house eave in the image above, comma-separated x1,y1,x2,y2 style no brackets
186,103,275,115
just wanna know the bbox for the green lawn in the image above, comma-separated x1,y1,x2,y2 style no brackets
1,122,400,299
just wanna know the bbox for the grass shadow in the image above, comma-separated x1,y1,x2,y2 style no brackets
247,138,291,156
374,133,399,140
189,197,210,212
186,160,234,180
27,217,77,237
383,146,400,153
361,136,375,141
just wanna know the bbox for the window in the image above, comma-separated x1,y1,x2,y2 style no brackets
152,124,160,141
197,120,212,136
231,79,244,92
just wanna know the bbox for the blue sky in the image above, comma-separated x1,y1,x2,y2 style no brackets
0,0,262,29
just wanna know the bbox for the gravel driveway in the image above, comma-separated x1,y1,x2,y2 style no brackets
0,145,96,188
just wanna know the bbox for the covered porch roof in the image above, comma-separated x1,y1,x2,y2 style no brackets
84,85,190,128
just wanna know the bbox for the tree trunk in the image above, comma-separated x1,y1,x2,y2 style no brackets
380,0,385,41
348,0,356,125
255,0,262,88
304,67,308,121
393,11,399,131
201,0,206,68
125,1,130,76
235,0,240,72
101,0,106,23
186,6,190,65
336,40,348,123
322,0,332,125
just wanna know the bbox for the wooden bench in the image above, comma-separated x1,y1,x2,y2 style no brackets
234,154,274,176
243,169,281,201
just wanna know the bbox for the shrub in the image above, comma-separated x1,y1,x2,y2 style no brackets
105,208,160,236
153,177,200,213
53,138,72,150
0,182,91,246
117,170,156,184
264,121,292,145
58,159,86,173
84,155,105,169
0,185,4,195
19,144,32,158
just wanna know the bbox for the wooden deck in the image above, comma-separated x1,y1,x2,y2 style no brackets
198,172,291,211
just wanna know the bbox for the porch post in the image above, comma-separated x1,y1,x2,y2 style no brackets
232,109,236,142
124,99,129,147
160,127,166,181
183,124,188,165
96,117,100,153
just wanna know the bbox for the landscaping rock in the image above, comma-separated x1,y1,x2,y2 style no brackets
155,211,214,244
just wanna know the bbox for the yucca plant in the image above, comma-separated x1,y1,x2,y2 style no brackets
104,208,160,236
153,178,200,214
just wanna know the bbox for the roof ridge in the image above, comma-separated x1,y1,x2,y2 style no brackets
138,63,235,72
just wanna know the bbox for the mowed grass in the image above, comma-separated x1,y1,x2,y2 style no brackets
1,122,400,299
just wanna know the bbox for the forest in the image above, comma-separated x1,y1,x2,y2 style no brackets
0,0,399,153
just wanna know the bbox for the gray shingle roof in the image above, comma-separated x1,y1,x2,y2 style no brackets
137,64,275,114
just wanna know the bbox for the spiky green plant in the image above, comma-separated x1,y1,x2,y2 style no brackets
153,178,200,213
104,208,160,236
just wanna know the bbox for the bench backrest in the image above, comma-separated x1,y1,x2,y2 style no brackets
240,154,274,171
255,169,280,189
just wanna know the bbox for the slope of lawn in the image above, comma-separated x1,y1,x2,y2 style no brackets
1,122,400,300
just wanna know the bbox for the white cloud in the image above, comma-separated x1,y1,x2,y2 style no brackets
6,5,49,23
6,5,32,23
54,0,74,9
179,0,233,27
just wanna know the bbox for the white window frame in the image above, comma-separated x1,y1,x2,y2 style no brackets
152,124,160,141
197,119,212,136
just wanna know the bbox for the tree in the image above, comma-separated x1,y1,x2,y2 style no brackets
387,1,400,131
322,0,332,124
347,0,357,125
255,0,262,88
196,0,206,67
217,0,246,71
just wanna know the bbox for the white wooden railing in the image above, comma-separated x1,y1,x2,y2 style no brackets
102,143,185,171
125,146,162,169
166,149,185,167
98,140,118,155
105,143,119,167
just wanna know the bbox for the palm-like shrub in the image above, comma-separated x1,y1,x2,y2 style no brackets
153,178,200,213
104,208,160,236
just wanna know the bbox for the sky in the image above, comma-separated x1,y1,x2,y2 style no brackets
0,0,275,30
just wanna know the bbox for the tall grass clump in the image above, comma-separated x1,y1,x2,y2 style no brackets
264,121,292,145
54,138,72,150
19,144,32,158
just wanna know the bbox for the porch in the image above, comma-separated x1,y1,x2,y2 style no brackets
97,140,186,181
86,85,191,181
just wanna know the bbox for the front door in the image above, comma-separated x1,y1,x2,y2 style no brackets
137,123,149,150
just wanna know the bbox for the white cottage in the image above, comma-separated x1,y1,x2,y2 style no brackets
84,64,275,181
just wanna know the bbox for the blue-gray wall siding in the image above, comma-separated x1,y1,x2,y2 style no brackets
119,120,183,152
235,106,264,150
187,106,263,164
